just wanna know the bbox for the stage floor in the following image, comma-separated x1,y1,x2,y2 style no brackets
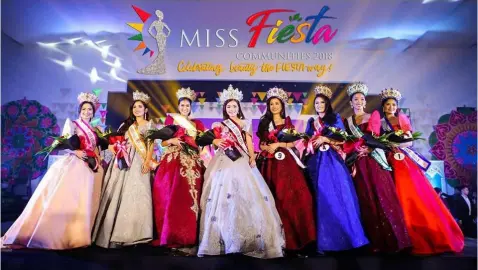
1,238,476,270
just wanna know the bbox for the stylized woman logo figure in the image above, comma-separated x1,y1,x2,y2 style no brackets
137,10,171,75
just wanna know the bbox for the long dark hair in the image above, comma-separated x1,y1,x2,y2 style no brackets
118,100,150,134
78,101,96,122
257,97,286,141
178,97,192,116
381,97,400,118
314,94,337,126
222,99,245,120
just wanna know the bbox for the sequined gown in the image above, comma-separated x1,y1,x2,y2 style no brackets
1,119,103,250
92,121,155,248
305,114,368,252
343,113,411,253
257,117,316,251
152,115,205,248
382,115,464,254
197,119,285,259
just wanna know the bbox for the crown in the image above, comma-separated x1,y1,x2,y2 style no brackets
77,92,100,105
220,84,243,104
314,85,333,99
347,82,369,97
380,88,402,101
176,87,197,101
133,90,151,104
267,86,288,103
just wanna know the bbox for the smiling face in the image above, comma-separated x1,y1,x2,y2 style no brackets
383,98,398,115
132,101,147,118
350,93,366,111
315,96,327,114
80,102,94,121
269,98,283,115
225,100,239,118
178,99,191,116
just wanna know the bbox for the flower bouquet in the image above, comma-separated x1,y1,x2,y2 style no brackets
196,126,242,161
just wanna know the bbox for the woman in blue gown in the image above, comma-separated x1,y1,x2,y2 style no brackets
305,85,369,252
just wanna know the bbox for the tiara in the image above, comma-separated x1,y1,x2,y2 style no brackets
266,86,288,103
314,85,333,99
380,88,402,101
347,82,369,97
133,90,151,104
176,87,197,101
220,84,243,104
77,92,100,105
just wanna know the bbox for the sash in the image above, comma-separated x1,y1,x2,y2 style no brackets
381,117,431,171
73,119,97,150
268,121,306,168
313,116,323,132
223,119,249,157
346,116,392,171
171,113,197,138
127,122,148,161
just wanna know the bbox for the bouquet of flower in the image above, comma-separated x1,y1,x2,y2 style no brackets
148,125,199,156
277,128,309,143
35,133,81,160
107,134,130,170
94,126,113,150
321,126,357,142
146,125,179,141
380,130,425,144
196,126,242,161
36,134,101,172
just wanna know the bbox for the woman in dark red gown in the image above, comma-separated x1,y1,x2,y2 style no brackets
343,82,411,253
152,87,205,251
379,88,464,254
256,87,316,253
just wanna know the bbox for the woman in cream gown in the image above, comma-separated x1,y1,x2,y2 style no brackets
197,85,284,259
92,91,158,248
1,93,103,249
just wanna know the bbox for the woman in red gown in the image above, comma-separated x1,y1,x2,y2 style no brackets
378,88,464,254
343,83,411,253
152,87,206,251
256,87,316,253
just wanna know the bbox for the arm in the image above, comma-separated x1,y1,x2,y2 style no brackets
148,22,156,38
164,23,171,37
305,117,314,137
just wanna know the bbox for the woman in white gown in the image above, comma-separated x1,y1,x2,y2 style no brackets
1,92,104,249
197,85,284,259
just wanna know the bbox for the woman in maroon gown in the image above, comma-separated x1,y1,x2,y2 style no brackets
152,87,205,252
343,82,411,253
256,87,316,253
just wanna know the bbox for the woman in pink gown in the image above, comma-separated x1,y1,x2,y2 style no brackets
1,93,104,250
378,88,464,254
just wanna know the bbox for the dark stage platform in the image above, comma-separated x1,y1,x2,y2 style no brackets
1,238,476,270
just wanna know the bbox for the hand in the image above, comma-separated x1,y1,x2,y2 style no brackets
108,144,117,155
249,157,256,168
268,143,281,154
141,161,151,174
213,139,227,149
75,150,87,160
357,146,371,157
312,137,326,148
168,138,183,149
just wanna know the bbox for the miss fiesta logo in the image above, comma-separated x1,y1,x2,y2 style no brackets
127,5,338,74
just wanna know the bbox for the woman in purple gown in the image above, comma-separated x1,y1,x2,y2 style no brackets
305,85,368,252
